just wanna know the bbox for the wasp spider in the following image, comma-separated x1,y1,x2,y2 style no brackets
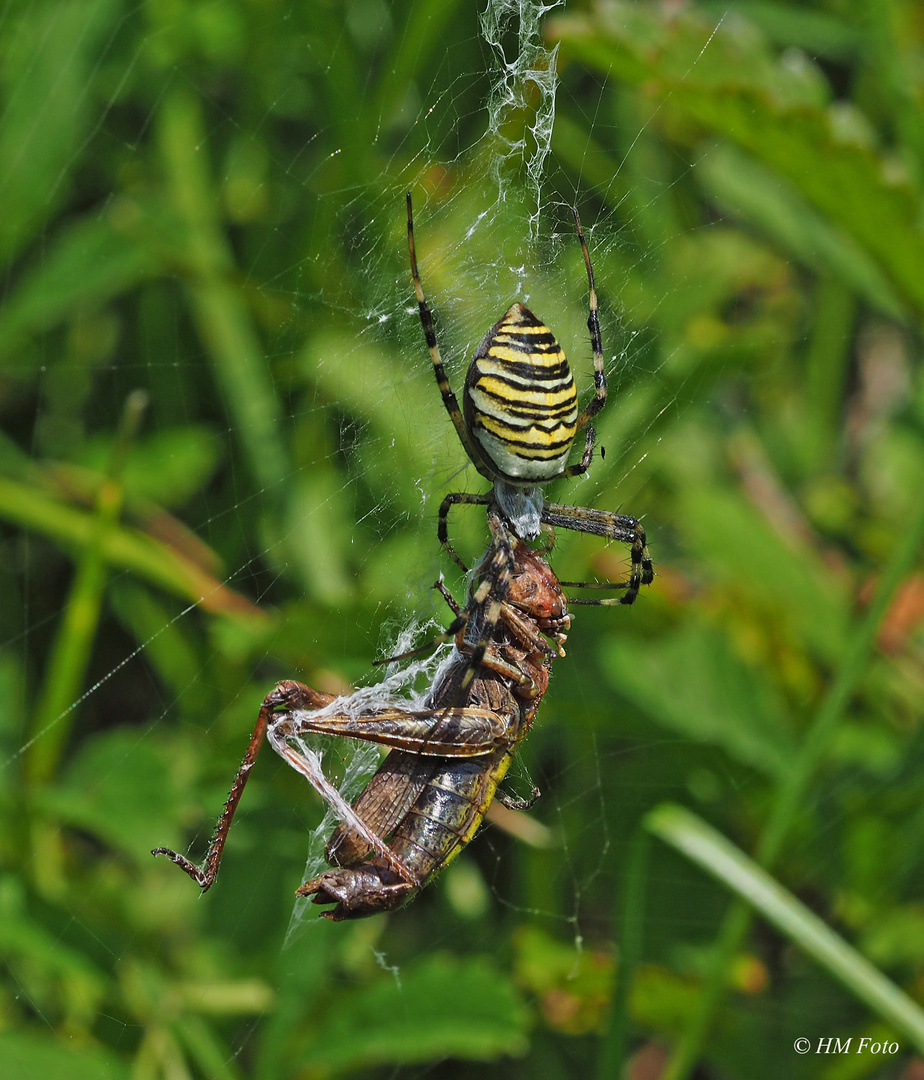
406,193,653,605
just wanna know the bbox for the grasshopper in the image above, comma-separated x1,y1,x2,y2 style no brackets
153,509,570,919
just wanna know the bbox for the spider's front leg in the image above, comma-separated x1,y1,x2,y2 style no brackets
407,192,491,479
541,502,653,605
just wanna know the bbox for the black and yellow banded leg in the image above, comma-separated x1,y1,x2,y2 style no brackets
541,502,653,605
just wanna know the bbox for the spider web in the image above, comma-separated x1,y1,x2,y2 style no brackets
0,0,704,953
276,0,682,942
4,0,892,1074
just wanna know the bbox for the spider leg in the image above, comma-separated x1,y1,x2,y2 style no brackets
557,427,597,480
571,208,606,432
561,579,636,607
375,572,550,681
438,490,490,570
541,502,653,605
457,517,515,694
528,522,557,556
434,576,463,617
458,508,570,682
407,193,491,481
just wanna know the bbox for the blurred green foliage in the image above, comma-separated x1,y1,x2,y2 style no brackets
2,1,924,1078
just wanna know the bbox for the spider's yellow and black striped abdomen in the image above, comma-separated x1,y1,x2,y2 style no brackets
464,304,578,483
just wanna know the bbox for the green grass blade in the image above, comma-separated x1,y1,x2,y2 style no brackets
25,392,147,785
157,88,289,505
647,803,924,1053
654,437,924,1080
0,475,257,615
598,828,652,1079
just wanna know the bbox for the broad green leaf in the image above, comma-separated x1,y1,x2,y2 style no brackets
0,0,121,266
861,906,924,969
157,88,289,502
0,1031,129,1080
0,879,108,993
699,1,860,59
513,925,613,1034
0,652,23,758
77,426,224,509
285,467,356,605
603,625,793,776
0,215,156,367
697,143,903,317
302,953,530,1071
674,485,850,663
108,581,213,718
551,2,924,320
0,474,260,616
42,730,180,857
